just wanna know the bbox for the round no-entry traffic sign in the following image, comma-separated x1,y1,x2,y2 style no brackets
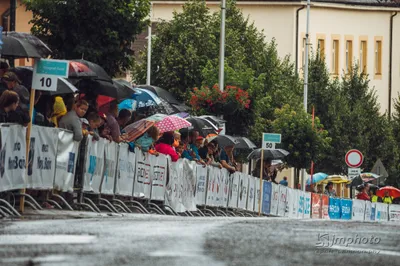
345,149,364,168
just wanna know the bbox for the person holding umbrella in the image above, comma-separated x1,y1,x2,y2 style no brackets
382,191,393,204
220,145,238,173
324,182,337,197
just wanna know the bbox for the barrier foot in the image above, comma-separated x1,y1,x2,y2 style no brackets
16,193,43,210
24,200,39,211
51,193,74,211
0,206,13,216
148,207,163,215
0,207,9,217
99,198,119,213
112,199,132,213
226,210,236,217
236,212,246,217
83,197,102,213
113,204,127,213
163,204,178,216
76,203,100,213
128,200,150,214
196,209,206,217
46,199,63,210
99,203,114,213
246,212,255,217
186,211,195,217
0,199,21,217
130,206,146,214
215,209,227,217
148,203,166,215
202,208,217,217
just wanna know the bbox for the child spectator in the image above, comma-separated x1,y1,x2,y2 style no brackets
59,99,89,141
155,132,180,162
0,90,21,124
135,126,160,152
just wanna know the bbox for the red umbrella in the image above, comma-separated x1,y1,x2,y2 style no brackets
69,62,97,78
376,186,400,198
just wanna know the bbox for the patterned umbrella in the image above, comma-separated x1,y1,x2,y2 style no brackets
145,113,167,122
123,119,155,142
155,115,192,133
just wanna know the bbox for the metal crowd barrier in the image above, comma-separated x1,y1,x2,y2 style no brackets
0,124,399,222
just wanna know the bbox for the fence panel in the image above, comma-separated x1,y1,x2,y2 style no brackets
114,143,136,196
262,181,272,215
181,159,197,211
304,192,311,219
321,195,330,219
352,199,366,221
195,165,208,206
311,193,322,219
254,177,261,213
133,148,151,198
150,154,168,201
165,159,185,212
375,202,389,221
100,141,118,195
83,136,106,193
277,185,287,217
238,173,249,210
228,172,240,209
221,169,230,208
340,198,352,220
389,204,400,222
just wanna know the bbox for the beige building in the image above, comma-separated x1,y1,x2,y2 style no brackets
151,0,400,116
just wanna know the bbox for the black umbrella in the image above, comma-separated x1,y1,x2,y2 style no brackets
137,84,180,105
77,79,133,99
1,32,52,58
235,137,257,149
186,117,218,137
247,148,289,160
209,135,239,148
70,59,112,82
199,115,226,127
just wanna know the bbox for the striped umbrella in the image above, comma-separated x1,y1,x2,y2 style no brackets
123,119,155,142
155,115,192,133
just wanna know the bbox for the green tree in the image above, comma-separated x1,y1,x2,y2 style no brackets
272,104,331,186
25,0,150,76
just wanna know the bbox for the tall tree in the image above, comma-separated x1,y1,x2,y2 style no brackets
25,0,150,76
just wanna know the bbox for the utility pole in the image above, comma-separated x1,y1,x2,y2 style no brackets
146,3,153,85
218,0,226,92
302,0,311,191
10,0,16,31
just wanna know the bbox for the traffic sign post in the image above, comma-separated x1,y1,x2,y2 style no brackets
32,59,69,92
262,133,281,150
345,149,364,168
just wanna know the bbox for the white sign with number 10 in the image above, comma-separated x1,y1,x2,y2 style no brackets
32,59,69,92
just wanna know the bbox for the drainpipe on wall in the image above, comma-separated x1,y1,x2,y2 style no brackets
389,12,397,119
295,5,305,73
10,0,16,31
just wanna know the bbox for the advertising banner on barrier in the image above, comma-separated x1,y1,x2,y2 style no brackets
321,195,329,219
221,169,230,208
287,188,297,218
83,136,106,193
206,166,218,207
53,130,79,192
165,160,185,212
133,149,151,198
254,177,261,213
238,174,249,210
150,154,168,201
311,193,322,219
115,144,135,196
340,199,352,220
182,159,197,211
195,165,208,206
262,181,272,215
364,201,372,221
328,197,341,219
270,182,279,216
277,185,287,217
228,172,240,209
389,204,400,222
304,192,311,219
0,125,27,192
247,176,255,212
101,141,118,195
297,190,305,218
27,126,58,189
214,168,224,207
370,203,376,221
375,202,389,221
352,199,366,221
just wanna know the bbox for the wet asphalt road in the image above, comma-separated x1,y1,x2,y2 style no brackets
0,214,399,266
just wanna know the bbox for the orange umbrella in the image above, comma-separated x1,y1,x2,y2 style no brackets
376,186,400,198
123,119,155,142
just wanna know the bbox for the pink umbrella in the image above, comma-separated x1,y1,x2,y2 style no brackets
155,115,192,133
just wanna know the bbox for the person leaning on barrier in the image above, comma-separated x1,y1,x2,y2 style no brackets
155,132,180,162
220,145,238,173
324,182,337,197
356,184,370,201
382,191,394,204
0,90,21,124
252,158,272,180
59,99,89,142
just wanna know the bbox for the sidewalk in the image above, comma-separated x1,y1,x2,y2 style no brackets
7,209,127,221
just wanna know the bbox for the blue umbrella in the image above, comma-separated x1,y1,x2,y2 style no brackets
118,98,137,112
306,172,328,185
132,88,161,109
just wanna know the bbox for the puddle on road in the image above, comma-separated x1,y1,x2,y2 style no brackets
0,234,96,245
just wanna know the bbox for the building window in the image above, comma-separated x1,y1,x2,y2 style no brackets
332,39,339,75
345,40,353,73
360,40,367,74
317,39,325,59
375,40,382,75
302,38,306,69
